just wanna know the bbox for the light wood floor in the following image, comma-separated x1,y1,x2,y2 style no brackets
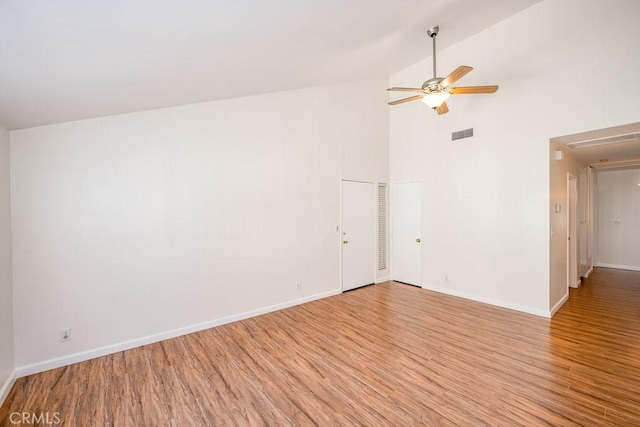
2,267,640,426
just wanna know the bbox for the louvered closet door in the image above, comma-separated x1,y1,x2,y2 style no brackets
377,183,387,271
341,180,376,291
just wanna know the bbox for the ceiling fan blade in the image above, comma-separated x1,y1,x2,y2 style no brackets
436,102,449,115
440,66,473,88
449,85,499,94
388,95,424,106
387,87,424,92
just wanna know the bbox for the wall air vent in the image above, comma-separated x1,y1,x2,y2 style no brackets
452,128,473,141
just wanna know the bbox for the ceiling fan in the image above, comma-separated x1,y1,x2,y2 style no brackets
387,26,498,115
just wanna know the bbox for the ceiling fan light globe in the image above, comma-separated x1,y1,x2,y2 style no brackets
422,91,450,108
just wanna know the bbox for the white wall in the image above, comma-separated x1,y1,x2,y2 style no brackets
0,123,14,400
596,168,640,270
10,77,389,370
389,0,640,315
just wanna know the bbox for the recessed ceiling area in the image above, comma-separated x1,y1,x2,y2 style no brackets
0,0,541,130
554,122,640,169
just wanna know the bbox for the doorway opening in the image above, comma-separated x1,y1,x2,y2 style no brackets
549,121,640,314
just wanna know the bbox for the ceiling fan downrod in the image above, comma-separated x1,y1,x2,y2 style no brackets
427,26,439,80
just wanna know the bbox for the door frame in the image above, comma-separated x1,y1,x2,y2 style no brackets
567,173,579,288
340,179,377,292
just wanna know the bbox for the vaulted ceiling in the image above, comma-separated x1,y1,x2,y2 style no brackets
0,0,540,130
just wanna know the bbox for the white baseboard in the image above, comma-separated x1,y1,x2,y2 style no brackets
375,276,390,284
16,288,341,378
421,283,551,318
0,369,16,407
583,266,594,278
596,263,640,272
550,292,569,317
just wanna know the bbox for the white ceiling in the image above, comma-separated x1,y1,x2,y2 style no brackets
0,0,540,130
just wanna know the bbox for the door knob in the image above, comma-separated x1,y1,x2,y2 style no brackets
343,240,349,244
416,238,421,243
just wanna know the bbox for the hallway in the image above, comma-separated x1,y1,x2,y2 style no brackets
550,267,640,423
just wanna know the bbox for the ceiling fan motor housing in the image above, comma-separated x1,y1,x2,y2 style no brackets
422,77,444,93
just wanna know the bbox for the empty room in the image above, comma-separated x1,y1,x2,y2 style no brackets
1,0,640,425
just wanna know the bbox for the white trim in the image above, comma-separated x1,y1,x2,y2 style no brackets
596,263,640,272
0,370,16,407
567,173,578,291
550,292,569,317
375,276,390,284
339,178,344,292
583,266,594,278
570,279,581,288
422,283,551,318
15,288,340,378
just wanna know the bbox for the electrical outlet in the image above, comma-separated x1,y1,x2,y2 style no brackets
60,328,71,342
296,282,302,292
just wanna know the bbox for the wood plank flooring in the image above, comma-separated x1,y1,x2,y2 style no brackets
2,267,640,425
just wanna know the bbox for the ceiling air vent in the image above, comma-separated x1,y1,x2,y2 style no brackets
452,128,473,141
566,133,640,149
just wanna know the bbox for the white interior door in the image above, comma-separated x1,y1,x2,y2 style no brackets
341,180,376,291
391,182,422,286
568,174,579,288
